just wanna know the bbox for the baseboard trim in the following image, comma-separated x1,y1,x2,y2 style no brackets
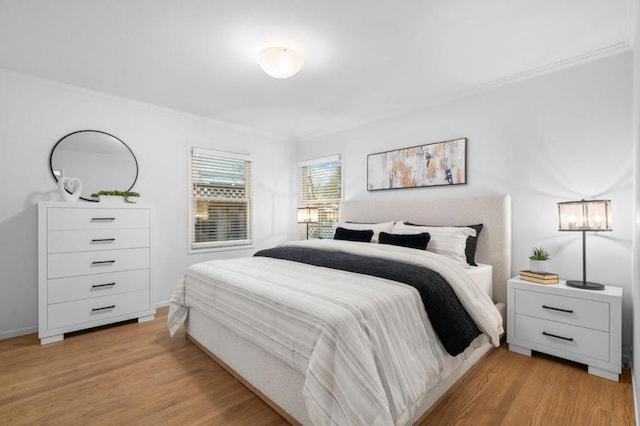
633,367,639,426
0,326,37,341
0,302,170,341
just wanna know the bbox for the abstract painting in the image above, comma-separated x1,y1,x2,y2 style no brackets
367,138,467,190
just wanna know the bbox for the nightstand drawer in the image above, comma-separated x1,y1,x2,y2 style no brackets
48,248,149,279
48,269,150,304
514,288,609,332
48,208,149,231
48,229,149,253
514,314,609,362
47,290,150,329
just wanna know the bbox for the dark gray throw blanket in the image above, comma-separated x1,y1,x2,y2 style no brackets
254,246,481,356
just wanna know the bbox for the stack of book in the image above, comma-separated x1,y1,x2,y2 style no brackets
519,270,559,285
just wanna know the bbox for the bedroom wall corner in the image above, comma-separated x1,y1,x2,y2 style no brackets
0,69,298,340
631,0,640,417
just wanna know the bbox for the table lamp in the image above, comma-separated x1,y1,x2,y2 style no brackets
557,199,612,290
297,207,319,240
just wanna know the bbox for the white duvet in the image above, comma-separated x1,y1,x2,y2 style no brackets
169,240,503,426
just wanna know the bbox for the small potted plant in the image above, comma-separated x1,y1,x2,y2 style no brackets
529,246,550,273
91,190,140,204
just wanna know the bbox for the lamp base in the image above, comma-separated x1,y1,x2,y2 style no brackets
566,280,605,291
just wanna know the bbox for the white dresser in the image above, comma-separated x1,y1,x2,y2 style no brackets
38,201,155,344
507,277,622,381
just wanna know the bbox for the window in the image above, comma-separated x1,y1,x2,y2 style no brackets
298,155,342,239
190,147,252,250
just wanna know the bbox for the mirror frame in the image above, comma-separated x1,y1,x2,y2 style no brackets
49,130,139,202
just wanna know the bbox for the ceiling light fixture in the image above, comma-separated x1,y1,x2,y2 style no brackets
257,47,304,79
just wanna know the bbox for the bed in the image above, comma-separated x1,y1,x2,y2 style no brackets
169,193,511,425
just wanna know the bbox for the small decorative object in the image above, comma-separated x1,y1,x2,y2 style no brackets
297,207,319,240
91,190,140,204
519,270,559,285
528,246,550,273
367,138,467,190
558,199,612,290
58,177,82,202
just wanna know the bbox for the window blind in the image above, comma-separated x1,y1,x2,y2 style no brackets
299,155,342,239
191,147,252,249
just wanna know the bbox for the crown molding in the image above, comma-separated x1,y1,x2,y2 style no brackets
0,67,296,143
297,42,632,143
474,42,631,93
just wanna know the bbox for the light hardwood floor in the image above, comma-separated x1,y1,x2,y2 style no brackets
0,307,634,425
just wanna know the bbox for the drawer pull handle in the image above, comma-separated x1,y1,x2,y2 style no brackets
92,305,116,312
91,217,116,222
542,331,574,342
91,282,116,289
91,260,116,266
542,305,573,314
91,238,116,243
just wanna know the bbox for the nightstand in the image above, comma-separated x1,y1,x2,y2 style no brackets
507,276,622,381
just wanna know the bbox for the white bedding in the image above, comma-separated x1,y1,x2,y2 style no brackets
169,240,503,426
467,263,493,298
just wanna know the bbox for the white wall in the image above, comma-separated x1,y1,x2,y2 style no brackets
632,0,640,414
0,69,297,339
298,52,634,349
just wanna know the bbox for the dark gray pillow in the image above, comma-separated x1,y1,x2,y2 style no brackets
333,227,374,242
379,232,430,250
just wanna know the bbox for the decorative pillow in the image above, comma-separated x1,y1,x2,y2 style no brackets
404,222,483,266
335,221,394,243
333,227,374,242
392,222,476,264
379,231,430,250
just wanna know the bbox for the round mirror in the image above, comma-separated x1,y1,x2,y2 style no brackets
49,130,138,201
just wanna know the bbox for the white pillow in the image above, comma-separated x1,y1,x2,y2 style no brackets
392,221,476,264
335,221,394,243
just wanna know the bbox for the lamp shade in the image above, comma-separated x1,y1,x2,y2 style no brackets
297,207,319,224
558,199,612,231
257,47,304,79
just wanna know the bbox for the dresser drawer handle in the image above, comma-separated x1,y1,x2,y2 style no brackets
91,305,116,312
91,260,116,266
90,217,116,222
542,305,573,314
91,238,116,243
91,282,116,289
542,331,574,342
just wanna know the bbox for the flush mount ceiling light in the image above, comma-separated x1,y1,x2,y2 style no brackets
257,47,304,79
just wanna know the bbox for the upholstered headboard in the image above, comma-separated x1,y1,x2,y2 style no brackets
339,193,512,304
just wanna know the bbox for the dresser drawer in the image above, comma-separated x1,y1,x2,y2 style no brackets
514,314,609,362
48,248,149,279
47,290,150,330
514,288,609,332
48,229,150,253
48,269,150,304
48,208,149,231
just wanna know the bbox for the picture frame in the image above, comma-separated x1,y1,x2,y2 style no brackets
367,138,467,191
